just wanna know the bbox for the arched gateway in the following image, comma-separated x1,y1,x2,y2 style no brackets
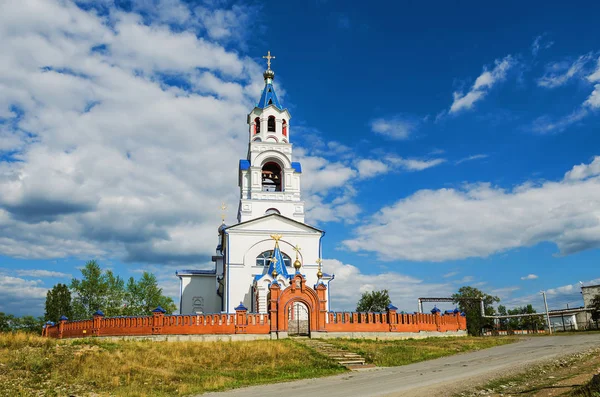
268,273,328,337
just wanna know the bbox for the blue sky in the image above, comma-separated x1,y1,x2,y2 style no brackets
1,0,599,316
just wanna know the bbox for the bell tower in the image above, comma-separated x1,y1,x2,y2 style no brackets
238,52,304,223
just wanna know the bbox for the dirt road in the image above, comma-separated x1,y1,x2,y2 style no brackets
200,334,600,397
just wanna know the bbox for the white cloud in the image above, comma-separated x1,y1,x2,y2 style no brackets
456,154,488,165
532,34,554,56
13,269,72,278
588,57,600,83
450,55,515,114
356,159,389,179
584,84,600,109
537,54,594,88
564,156,600,181
343,156,600,262
520,274,538,280
443,271,459,278
323,259,454,312
386,156,446,171
0,0,340,265
531,108,589,134
370,116,418,140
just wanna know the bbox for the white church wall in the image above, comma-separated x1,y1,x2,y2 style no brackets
179,275,220,314
223,225,322,313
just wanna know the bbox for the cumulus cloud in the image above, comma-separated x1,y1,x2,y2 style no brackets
537,54,594,88
343,156,600,262
520,274,538,280
323,259,454,312
370,116,419,140
0,0,361,265
450,55,515,114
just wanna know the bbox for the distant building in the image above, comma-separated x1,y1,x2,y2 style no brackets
581,284,600,308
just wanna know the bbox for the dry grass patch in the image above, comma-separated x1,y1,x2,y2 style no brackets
323,336,517,367
0,333,345,396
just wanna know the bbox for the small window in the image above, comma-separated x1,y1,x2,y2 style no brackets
265,208,280,215
256,250,291,267
282,119,287,136
254,117,260,134
268,99,273,105
253,137,262,142
268,116,276,132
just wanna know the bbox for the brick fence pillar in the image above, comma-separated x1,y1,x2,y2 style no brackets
234,302,248,334
58,315,68,339
92,310,104,336
152,306,166,335
269,282,281,334
387,304,398,332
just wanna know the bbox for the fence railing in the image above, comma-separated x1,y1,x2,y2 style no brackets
43,306,466,339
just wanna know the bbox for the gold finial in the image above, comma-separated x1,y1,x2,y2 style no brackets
263,50,276,70
270,234,282,242
220,202,227,223
293,245,302,271
316,258,323,279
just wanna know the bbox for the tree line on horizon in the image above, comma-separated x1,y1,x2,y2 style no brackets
0,260,176,332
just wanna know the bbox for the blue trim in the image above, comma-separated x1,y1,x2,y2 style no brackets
59,315,68,321
235,302,248,311
239,159,250,171
291,162,302,173
431,306,441,314
153,306,167,313
93,310,104,317
388,304,398,311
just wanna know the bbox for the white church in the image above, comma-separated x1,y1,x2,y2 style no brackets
177,52,334,314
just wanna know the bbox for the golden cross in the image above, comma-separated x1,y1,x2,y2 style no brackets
220,202,227,222
270,257,278,265
263,50,276,70
315,258,322,265
270,234,283,242
293,245,301,254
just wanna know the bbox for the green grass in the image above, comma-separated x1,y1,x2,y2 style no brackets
0,332,345,396
322,336,517,366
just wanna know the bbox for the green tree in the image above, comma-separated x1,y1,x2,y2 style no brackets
44,283,72,323
13,316,45,333
452,286,499,336
0,312,15,332
507,304,544,330
71,261,176,318
356,289,391,312
70,260,109,319
123,272,176,315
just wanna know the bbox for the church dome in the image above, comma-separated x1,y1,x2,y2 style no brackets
218,223,227,233
263,69,275,81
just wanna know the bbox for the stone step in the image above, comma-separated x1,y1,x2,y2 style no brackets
294,339,373,370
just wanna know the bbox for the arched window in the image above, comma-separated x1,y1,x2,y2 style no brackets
254,117,260,134
268,116,276,132
282,119,287,136
265,208,280,215
262,162,282,192
256,250,291,267
253,137,262,142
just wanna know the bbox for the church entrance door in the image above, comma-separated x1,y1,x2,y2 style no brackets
288,301,309,336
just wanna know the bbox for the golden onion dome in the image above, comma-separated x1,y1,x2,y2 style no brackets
293,258,302,271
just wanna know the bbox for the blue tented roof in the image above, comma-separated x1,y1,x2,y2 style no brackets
257,83,282,109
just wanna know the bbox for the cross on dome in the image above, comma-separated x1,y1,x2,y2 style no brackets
262,50,275,70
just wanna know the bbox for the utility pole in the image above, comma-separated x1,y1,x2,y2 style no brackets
541,291,552,334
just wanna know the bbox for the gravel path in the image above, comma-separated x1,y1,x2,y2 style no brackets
199,334,600,397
